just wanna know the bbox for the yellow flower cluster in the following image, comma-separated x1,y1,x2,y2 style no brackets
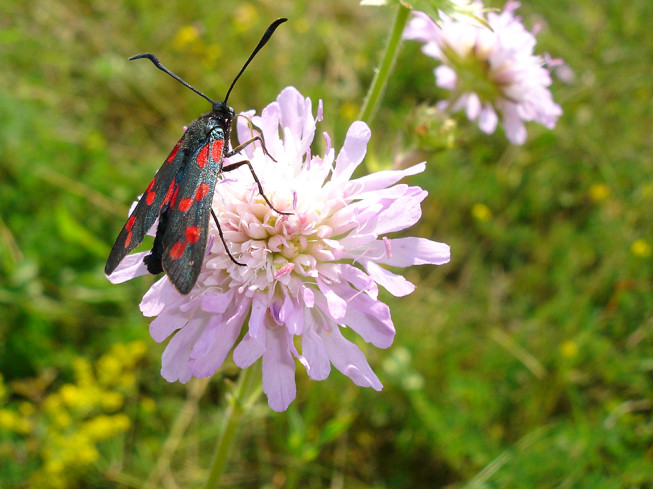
0,341,146,489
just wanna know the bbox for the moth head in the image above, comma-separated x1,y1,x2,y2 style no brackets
210,102,235,127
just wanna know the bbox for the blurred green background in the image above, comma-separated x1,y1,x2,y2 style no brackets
1,0,652,487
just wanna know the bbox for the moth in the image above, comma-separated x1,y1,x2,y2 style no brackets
105,18,288,294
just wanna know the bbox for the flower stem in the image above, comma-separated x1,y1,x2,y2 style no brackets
358,4,411,124
202,366,261,489
144,378,210,489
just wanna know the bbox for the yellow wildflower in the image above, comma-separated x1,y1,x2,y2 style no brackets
631,239,652,258
589,183,610,202
173,25,200,51
472,203,492,222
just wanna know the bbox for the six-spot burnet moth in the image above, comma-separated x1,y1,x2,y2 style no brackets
105,18,289,294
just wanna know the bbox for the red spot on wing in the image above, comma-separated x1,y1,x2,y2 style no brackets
185,226,200,244
167,140,182,162
170,186,179,208
197,145,209,168
178,198,193,212
146,178,155,193
160,178,176,209
195,183,210,201
170,241,187,260
125,215,136,231
211,140,224,162
125,231,133,248
146,191,156,205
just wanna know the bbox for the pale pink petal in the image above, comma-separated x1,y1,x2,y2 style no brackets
465,93,482,120
333,121,371,182
340,264,378,299
478,104,499,134
339,231,378,250
380,185,427,226
362,186,427,235
352,162,426,194
107,252,150,283
300,324,331,380
257,103,282,155
357,237,451,267
451,94,470,113
247,294,268,338
233,331,266,368
140,277,182,317
201,290,236,314
161,316,205,383
189,304,248,377
403,11,436,43
279,294,304,335
302,285,315,307
329,282,396,349
149,304,192,343
316,99,324,122
316,278,347,321
434,65,457,90
320,325,383,390
235,109,259,158
262,326,296,412
277,87,310,141
364,261,416,297
502,104,528,144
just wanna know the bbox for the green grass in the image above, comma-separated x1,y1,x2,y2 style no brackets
1,0,652,487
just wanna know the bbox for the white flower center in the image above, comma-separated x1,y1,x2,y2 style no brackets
205,172,344,295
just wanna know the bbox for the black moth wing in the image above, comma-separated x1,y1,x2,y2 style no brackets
105,137,186,276
161,126,227,294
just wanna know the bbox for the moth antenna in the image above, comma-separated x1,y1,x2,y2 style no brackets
223,18,287,104
129,53,217,106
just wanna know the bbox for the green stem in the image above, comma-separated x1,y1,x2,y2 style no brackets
358,4,411,123
144,378,210,489
202,366,261,489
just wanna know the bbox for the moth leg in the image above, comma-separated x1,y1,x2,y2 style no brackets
222,159,291,215
211,209,246,266
227,135,276,162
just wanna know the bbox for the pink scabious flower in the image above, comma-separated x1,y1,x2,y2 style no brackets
403,1,563,145
109,87,450,411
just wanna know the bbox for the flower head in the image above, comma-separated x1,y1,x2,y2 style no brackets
404,1,562,144
110,87,450,411
362,0,484,21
